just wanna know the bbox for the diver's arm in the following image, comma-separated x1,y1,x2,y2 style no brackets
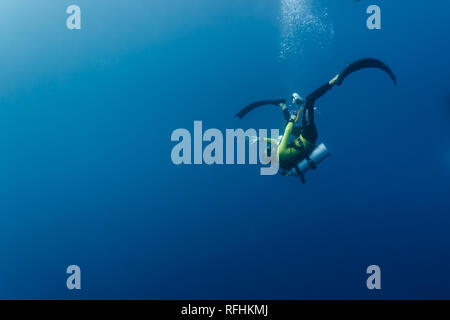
261,137,279,144
248,136,278,145
280,102,291,122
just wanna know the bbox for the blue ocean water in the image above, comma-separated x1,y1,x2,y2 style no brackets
0,0,449,299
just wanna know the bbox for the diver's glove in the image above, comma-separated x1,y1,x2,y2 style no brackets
288,111,298,123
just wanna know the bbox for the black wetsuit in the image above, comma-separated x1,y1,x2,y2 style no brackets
283,82,333,145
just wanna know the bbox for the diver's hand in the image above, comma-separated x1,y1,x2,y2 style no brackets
289,113,297,122
329,74,340,86
288,111,298,123
248,136,258,144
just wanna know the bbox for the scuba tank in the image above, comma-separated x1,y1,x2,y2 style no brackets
288,143,331,183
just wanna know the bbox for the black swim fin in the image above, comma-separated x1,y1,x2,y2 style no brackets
235,99,286,119
335,58,397,86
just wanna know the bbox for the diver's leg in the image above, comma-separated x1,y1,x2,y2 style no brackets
301,81,335,144
301,109,318,144
304,82,333,113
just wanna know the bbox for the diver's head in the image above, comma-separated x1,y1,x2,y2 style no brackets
292,92,305,107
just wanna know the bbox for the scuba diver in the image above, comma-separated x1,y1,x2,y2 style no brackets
236,58,397,183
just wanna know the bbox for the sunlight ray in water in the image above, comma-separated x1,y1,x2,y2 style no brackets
279,0,335,59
